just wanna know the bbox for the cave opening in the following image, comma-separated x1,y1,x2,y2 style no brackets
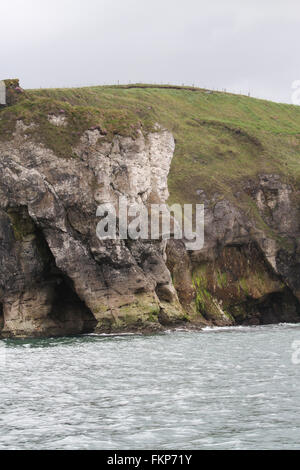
6,202,98,336
241,287,300,326
34,227,97,335
48,273,97,334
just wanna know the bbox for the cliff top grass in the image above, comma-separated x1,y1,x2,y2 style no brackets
1,83,300,204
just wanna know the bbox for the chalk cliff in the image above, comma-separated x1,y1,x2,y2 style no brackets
0,121,188,337
0,82,300,337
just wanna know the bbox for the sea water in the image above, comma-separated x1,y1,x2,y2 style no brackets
0,323,299,449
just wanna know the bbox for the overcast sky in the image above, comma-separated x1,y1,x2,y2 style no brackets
1,0,299,103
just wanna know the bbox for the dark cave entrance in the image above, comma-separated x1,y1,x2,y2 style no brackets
241,287,300,326
48,272,97,334
34,226,97,335
6,202,98,336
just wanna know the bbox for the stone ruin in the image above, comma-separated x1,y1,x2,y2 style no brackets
0,79,23,107
0,80,6,106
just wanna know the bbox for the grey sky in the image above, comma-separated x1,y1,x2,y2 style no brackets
1,0,299,103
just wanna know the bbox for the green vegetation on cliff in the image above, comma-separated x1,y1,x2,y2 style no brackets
1,83,300,203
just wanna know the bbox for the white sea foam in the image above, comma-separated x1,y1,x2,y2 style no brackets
85,332,137,337
202,325,253,332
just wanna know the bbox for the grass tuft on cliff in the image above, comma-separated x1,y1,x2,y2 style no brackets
1,83,300,202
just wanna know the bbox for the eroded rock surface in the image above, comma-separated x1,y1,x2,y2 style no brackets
0,119,299,337
167,175,300,326
0,124,185,337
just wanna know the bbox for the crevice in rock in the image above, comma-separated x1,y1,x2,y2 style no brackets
236,287,300,325
155,284,173,303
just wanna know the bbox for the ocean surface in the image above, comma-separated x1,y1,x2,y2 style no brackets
0,323,300,450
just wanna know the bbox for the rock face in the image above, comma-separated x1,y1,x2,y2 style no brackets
0,123,185,338
167,175,300,326
0,118,299,338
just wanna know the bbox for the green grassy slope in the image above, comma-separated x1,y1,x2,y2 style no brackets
1,84,300,206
